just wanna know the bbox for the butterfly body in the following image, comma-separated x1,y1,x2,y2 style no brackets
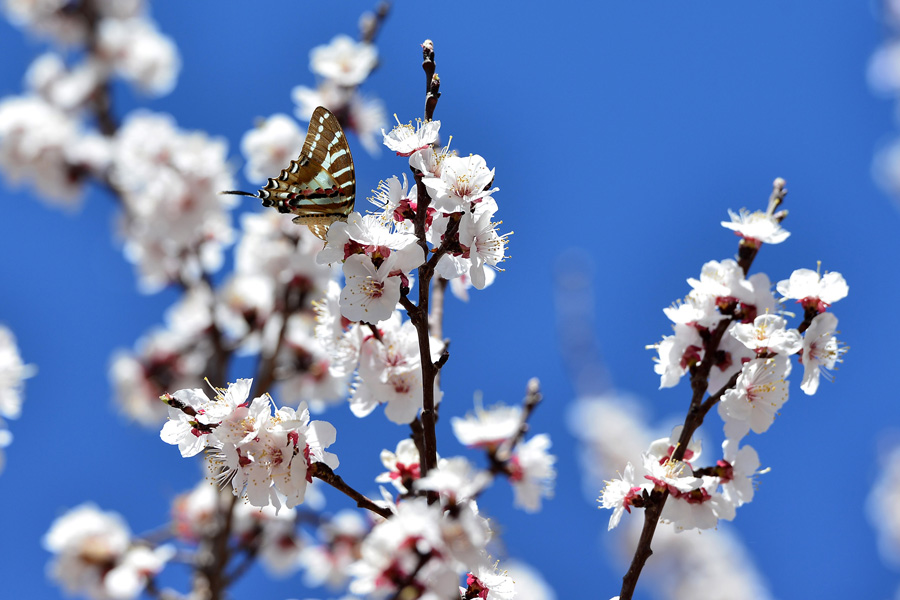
223,107,356,240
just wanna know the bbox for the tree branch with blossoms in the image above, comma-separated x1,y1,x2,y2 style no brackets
1,2,562,598
600,178,849,600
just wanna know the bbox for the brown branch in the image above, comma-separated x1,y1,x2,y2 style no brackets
409,417,427,470
253,283,303,397
736,178,788,276
404,46,443,479
310,462,393,519
619,181,790,600
199,271,231,387
421,40,440,121
360,1,391,44
193,489,238,600
386,548,434,600
79,0,119,136
497,378,543,461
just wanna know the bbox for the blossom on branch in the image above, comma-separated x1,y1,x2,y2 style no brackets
160,379,339,512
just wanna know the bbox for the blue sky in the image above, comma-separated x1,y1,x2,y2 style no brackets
1,2,898,599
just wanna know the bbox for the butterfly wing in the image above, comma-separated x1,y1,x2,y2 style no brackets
257,107,356,239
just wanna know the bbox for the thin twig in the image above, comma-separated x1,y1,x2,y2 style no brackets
360,1,391,44
496,378,543,462
422,40,440,121
253,283,303,397
310,462,393,519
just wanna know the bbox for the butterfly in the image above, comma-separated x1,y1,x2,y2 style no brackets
223,106,356,240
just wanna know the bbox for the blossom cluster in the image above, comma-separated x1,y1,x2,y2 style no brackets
110,209,347,425
237,105,509,427
161,378,338,512
241,33,386,185
314,117,508,326
601,193,848,533
352,401,555,600
155,376,555,599
43,503,174,600
569,396,775,599
291,33,387,155
171,479,333,577
3,4,552,597
0,1,179,205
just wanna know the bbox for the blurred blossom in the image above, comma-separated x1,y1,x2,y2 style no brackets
293,80,355,122
875,138,900,200
0,95,86,205
348,498,478,599
290,34,386,156
869,41,900,96
240,114,305,183
451,401,522,451
111,111,235,291
501,560,557,600
43,503,173,600
346,92,386,155
0,324,32,475
309,34,377,87
644,523,775,600
25,52,103,111
276,313,352,413
2,0,88,43
96,17,180,95
232,502,305,576
0,323,33,421
109,285,213,426
109,328,207,427
868,444,900,567
508,434,557,513
300,509,369,590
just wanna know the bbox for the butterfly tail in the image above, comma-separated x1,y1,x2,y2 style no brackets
219,190,260,198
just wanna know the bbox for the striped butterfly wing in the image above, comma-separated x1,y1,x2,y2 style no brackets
257,107,356,240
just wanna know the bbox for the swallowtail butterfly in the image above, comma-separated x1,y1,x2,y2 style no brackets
223,107,356,240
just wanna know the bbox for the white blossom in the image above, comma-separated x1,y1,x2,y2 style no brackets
309,34,377,86
509,434,557,512
721,208,790,245
239,114,305,183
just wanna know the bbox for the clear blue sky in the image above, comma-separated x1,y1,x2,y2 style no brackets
0,2,897,599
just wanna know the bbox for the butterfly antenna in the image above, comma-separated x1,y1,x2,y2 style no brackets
219,190,260,198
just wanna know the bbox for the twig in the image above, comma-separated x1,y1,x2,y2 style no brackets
496,378,543,462
310,462,393,519
193,490,238,600
360,1,391,44
253,283,304,397
422,40,440,121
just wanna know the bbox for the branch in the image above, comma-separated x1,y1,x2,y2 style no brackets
495,378,543,462
618,182,790,600
310,462,393,519
193,489,238,600
422,40,440,121
360,1,391,44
